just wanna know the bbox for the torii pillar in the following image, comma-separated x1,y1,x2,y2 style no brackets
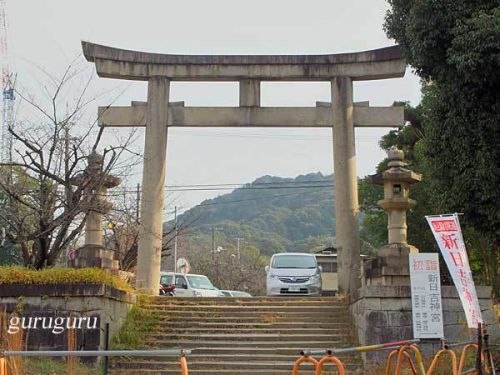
82,41,406,295
331,77,360,293
136,77,170,292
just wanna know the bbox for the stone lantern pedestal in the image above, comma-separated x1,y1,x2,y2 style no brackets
364,243,418,285
363,147,422,286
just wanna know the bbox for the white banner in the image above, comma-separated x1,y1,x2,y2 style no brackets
409,253,444,339
426,214,483,328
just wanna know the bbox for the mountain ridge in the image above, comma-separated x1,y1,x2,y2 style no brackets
165,172,337,256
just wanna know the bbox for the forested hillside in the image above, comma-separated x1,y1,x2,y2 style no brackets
166,173,337,256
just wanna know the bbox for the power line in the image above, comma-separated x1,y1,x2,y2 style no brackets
106,180,335,195
163,184,333,192
40,180,336,198
164,179,332,188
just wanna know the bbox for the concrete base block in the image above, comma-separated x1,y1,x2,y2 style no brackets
68,244,119,271
0,284,135,365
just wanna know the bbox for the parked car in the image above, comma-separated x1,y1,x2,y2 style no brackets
220,290,252,297
160,272,223,297
265,253,322,296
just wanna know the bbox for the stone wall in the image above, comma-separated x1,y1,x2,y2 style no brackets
350,285,499,365
0,284,136,364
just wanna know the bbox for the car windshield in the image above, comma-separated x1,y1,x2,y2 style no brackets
187,275,216,290
272,255,317,269
160,275,173,285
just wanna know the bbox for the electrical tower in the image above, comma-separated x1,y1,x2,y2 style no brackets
0,0,15,164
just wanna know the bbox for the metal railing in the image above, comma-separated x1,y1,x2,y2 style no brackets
291,355,319,375
0,349,191,375
315,355,346,375
1,349,191,357
300,337,496,375
1,337,496,375
427,347,458,375
302,339,421,356
299,339,423,375
385,343,426,375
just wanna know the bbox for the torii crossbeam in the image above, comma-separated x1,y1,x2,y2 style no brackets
83,41,406,295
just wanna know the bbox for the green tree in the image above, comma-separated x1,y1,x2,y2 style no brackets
385,1,500,297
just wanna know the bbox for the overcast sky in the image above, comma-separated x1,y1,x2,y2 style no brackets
6,0,421,217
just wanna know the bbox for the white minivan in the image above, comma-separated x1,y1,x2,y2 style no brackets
160,272,223,297
265,253,322,296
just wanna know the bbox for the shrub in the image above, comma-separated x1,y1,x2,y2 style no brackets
0,267,133,292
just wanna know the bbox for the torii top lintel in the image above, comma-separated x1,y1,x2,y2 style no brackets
82,41,406,81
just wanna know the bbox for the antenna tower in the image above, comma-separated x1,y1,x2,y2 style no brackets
0,0,15,164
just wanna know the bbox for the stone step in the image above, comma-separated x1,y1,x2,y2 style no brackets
152,327,346,335
149,297,348,304
156,321,350,329
145,333,343,341
183,347,355,356
158,314,351,325
147,300,348,305
122,347,352,356
111,360,361,371
144,305,348,313
148,310,350,319
124,295,360,374
111,353,361,363
144,340,344,348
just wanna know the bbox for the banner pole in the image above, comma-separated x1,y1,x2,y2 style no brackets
476,322,483,375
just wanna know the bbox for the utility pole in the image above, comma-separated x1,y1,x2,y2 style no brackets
135,183,140,223
173,206,178,272
212,226,217,286
211,226,223,287
235,237,244,261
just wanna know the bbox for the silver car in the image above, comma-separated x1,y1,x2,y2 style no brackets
265,253,322,296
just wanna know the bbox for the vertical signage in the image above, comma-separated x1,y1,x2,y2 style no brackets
426,214,483,328
410,253,444,339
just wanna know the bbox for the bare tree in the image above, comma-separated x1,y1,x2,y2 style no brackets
103,190,199,271
102,188,140,271
0,58,138,268
178,237,267,296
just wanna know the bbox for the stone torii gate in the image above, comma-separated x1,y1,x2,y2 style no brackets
82,41,406,295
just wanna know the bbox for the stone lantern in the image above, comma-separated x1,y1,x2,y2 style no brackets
364,147,422,285
69,152,121,271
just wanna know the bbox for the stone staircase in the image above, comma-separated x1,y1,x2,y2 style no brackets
111,296,363,374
